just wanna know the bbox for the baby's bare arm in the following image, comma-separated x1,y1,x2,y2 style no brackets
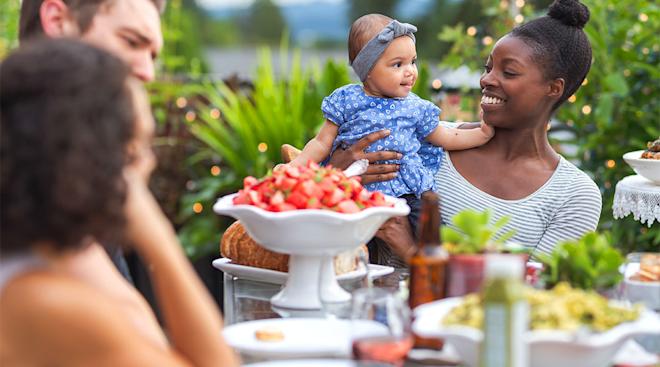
290,120,339,166
426,123,494,151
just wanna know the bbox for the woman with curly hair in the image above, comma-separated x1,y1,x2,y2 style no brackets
0,39,239,366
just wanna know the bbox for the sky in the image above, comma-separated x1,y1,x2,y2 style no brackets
197,0,343,10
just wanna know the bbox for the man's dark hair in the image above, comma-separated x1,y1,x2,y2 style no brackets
19,0,166,42
510,0,592,110
0,39,135,254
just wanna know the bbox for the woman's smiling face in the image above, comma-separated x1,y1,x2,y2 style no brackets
480,35,561,129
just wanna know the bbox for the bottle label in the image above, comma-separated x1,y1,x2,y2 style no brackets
483,302,528,367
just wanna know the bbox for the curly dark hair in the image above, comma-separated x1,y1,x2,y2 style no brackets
1,39,136,255
510,0,592,110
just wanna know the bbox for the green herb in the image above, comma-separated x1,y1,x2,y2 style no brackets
539,232,624,291
441,209,516,254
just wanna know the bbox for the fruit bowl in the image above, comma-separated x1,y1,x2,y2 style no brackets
214,193,409,309
623,150,660,184
412,297,660,367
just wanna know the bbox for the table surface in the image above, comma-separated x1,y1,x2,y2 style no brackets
222,268,461,366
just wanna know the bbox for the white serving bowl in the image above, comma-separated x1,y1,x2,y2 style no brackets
623,262,660,311
623,150,660,184
413,297,660,367
214,193,409,309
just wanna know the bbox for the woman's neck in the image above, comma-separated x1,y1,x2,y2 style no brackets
483,123,558,163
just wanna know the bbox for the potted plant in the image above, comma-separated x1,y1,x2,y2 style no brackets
441,209,523,297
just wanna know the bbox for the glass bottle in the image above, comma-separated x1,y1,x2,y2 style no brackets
408,191,448,309
480,254,529,367
408,192,448,350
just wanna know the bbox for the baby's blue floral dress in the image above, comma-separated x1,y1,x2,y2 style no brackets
322,84,443,198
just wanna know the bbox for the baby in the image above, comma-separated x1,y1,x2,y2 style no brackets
290,14,493,219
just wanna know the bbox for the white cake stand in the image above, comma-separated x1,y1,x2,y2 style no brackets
214,193,409,310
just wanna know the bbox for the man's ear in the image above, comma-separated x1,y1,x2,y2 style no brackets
40,0,79,37
549,78,565,99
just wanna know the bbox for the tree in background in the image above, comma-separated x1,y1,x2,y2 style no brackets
348,0,398,22
0,0,19,58
238,0,286,44
435,0,659,251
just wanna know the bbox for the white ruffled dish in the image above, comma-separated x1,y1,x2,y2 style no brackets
412,297,660,367
214,193,409,310
212,258,394,285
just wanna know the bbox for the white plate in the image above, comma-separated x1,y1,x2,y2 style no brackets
223,318,385,360
212,258,394,285
245,359,357,367
412,297,660,367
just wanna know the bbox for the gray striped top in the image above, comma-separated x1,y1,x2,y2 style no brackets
435,152,602,258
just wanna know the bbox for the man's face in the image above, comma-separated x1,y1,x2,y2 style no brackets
80,0,163,82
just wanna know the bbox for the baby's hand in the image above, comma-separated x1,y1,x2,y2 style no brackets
480,121,495,139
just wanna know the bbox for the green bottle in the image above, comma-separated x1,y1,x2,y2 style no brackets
480,254,528,367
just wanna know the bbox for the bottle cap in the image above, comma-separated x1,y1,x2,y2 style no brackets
485,254,524,279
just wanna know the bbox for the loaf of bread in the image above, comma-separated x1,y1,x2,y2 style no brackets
220,221,367,275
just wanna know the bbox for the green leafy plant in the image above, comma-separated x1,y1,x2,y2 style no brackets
441,209,516,254
539,232,625,291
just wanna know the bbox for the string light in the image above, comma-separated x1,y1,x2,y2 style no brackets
606,160,616,169
642,48,650,55
623,69,631,77
500,0,509,9
568,95,577,103
258,142,268,153
581,105,592,115
515,0,525,8
210,165,221,176
466,26,477,36
210,108,221,119
193,202,203,214
482,36,493,46
176,97,187,108
432,79,443,89
185,111,196,122
514,14,524,24
581,78,588,86
639,13,648,22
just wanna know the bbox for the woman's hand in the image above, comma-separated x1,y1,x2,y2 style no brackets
327,130,402,184
122,166,175,256
375,216,417,261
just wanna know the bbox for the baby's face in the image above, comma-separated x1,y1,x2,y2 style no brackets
363,36,418,98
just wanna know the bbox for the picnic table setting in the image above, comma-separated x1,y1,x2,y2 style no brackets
210,160,660,367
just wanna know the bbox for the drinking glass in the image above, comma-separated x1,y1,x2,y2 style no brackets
350,287,413,367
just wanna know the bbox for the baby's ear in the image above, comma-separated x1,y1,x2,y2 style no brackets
548,78,565,98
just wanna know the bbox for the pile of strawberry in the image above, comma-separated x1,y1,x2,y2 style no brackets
233,162,392,213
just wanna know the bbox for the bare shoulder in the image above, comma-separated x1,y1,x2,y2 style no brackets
1,272,179,366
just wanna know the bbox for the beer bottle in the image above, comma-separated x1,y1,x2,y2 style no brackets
407,192,449,351
408,191,448,309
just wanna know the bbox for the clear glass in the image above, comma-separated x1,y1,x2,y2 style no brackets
350,287,413,367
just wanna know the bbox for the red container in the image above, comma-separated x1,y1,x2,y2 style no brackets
446,254,530,297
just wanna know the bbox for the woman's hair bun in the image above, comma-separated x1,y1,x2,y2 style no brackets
547,0,590,29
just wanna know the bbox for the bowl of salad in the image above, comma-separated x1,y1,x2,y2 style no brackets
214,162,409,310
412,283,660,367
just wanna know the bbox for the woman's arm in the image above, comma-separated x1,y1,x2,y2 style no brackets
123,169,240,367
533,177,602,258
290,120,338,167
425,123,494,151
